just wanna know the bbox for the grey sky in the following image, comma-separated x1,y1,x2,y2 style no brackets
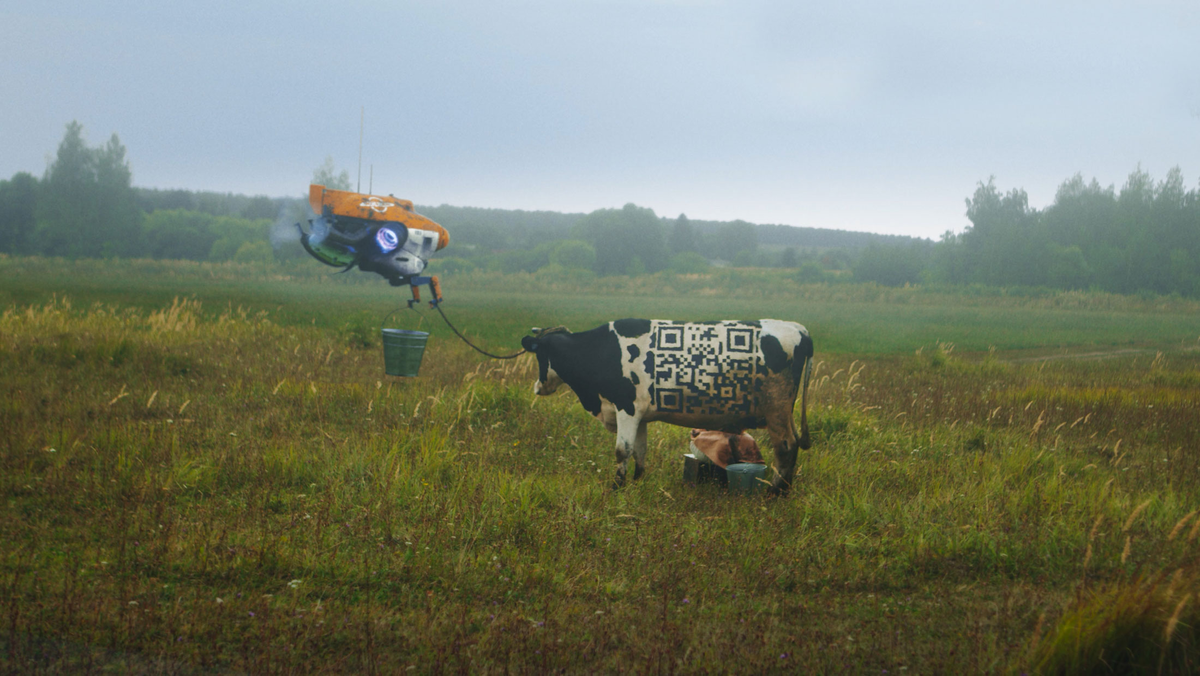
3,0,1198,238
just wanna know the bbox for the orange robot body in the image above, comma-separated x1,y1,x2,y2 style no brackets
297,184,449,302
308,184,449,250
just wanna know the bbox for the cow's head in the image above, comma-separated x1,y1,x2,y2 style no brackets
521,333,564,396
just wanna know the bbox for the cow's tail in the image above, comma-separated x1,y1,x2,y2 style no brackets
796,331,814,450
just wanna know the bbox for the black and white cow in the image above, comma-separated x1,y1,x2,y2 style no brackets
520,319,813,496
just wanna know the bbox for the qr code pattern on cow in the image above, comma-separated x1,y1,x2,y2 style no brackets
652,322,761,415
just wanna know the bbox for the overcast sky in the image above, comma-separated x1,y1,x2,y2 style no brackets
3,1,1198,238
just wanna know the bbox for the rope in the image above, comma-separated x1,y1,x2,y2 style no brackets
383,300,566,361
434,304,528,360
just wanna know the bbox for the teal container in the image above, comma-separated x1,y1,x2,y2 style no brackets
725,463,768,495
381,329,429,377
682,454,727,487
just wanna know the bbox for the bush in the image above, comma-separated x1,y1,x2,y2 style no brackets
144,209,217,260
209,237,241,262
143,209,269,262
576,203,668,275
233,240,273,263
535,263,596,284
549,240,596,270
669,251,710,274
731,250,756,268
853,243,930,287
792,261,828,284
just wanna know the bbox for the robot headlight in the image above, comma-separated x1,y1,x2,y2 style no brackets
376,227,401,253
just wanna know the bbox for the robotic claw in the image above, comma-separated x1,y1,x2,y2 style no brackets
405,275,443,308
295,184,450,307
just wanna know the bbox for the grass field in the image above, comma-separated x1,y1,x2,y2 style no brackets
4,256,1200,673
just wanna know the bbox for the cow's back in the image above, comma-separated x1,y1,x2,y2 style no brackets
607,319,810,430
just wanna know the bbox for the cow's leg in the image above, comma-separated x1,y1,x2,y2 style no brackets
766,411,801,496
770,356,813,496
631,420,649,481
798,356,812,450
612,411,641,490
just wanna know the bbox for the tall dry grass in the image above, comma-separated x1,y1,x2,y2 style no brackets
1,282,1199,671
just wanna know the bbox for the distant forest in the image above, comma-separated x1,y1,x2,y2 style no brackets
3,121,1200,296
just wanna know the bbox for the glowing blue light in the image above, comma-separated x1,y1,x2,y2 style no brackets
376,227,400,252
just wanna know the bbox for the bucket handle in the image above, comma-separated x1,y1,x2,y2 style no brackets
381,306,426,332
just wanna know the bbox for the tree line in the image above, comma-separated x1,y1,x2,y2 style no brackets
0,122,279,264
847,169,1200,295
932,170,1200,296
0,122,917,276
418,203,917,275
3,122,1197,296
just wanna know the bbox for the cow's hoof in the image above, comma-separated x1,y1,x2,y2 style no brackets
767,484,791,498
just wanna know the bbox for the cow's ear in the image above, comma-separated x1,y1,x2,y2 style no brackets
521,335,539,352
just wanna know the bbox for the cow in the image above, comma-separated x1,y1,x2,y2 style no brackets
520,319,813,496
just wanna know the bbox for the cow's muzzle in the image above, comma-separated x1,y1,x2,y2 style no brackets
534,368,562,395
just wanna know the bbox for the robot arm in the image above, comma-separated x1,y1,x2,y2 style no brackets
406,275,443,308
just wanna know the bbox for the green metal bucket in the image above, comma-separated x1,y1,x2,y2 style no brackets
381,329,429,377
725,463,768,495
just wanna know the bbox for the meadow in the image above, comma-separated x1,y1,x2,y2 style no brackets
4,256,1200,673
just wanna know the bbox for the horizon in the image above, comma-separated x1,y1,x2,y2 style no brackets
4,2,1197,240
124,179,934,241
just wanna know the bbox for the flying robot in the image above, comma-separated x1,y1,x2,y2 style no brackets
296,184,449,306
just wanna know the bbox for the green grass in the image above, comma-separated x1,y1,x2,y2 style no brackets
4,257,1200,672
4,255,1199,354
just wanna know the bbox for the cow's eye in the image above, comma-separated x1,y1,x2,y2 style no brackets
375,227,400,253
